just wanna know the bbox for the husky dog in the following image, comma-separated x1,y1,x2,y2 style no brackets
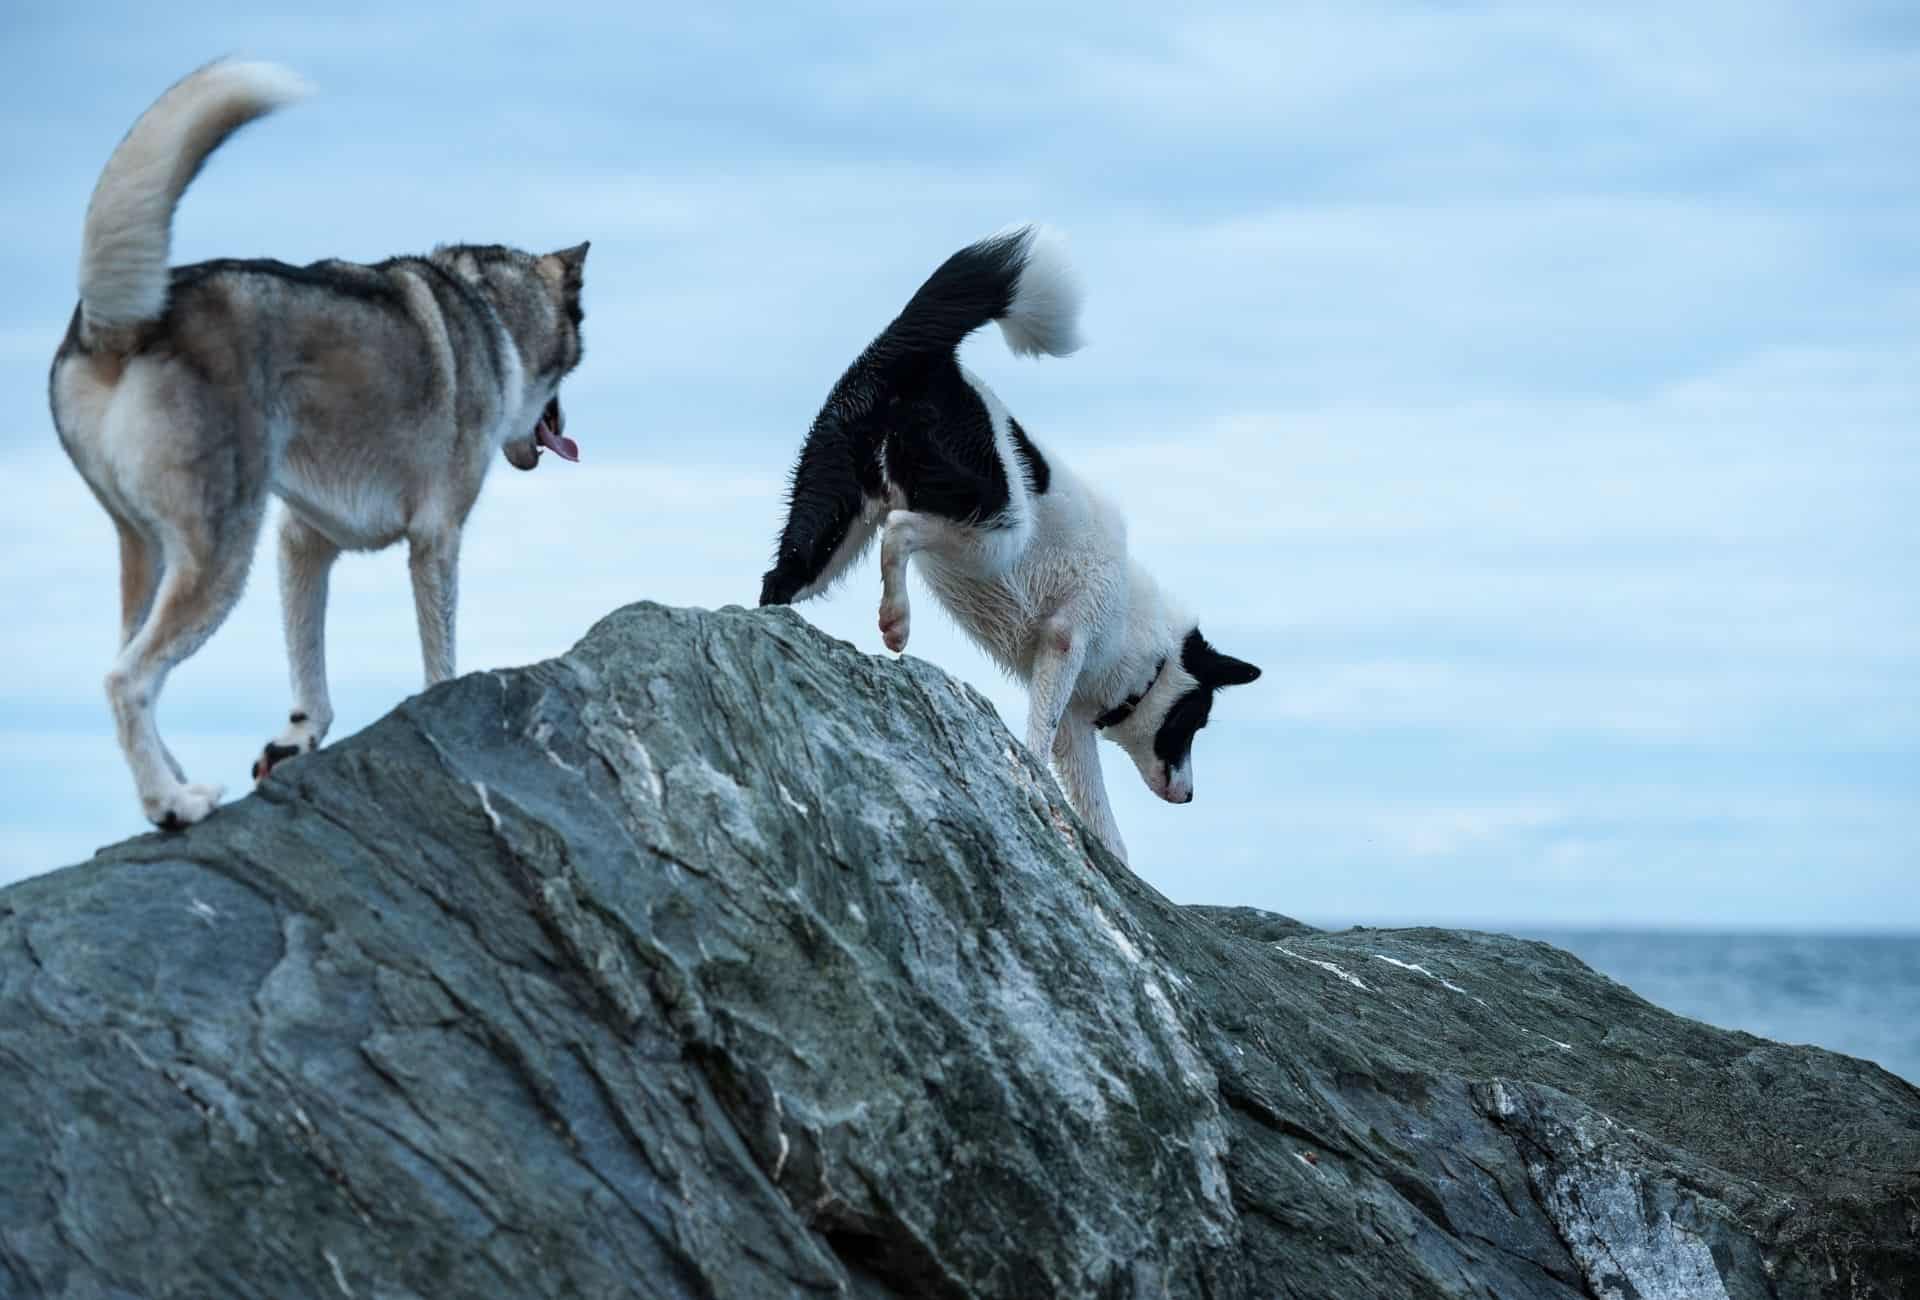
49,61,589,830
759,227,1260,863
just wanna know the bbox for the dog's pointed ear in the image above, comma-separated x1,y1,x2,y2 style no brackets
540,242,590,289
1209,654,1261,687
1184,629,1262,688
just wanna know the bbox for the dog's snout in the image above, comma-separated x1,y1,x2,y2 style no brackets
1150,770,1194,804
1159,763,1193,805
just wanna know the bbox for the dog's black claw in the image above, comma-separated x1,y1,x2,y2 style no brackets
158,811,185,833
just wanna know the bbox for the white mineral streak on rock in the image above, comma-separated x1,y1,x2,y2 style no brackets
1095,907,1143,964
1276,947,1370,991
627,738,664,801
1371,953,1478,999
530,719,583,775
471,781,501,831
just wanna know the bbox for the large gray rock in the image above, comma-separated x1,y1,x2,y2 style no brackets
1,603,1914,1299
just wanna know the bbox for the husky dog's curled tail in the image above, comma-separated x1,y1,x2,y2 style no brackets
77,59,310,344
877,224,1085,365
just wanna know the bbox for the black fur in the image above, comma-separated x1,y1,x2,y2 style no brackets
1009,417,1050,496
758,379,877,606
169,256,409,306
760,229,1046,606
1152,630,1262,767
882,360,1012,524
870,228,1030,363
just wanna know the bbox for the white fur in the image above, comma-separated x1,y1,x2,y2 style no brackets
877,377,1208,864
79,60,311,331
995,225,1085,359
842,230,1253,861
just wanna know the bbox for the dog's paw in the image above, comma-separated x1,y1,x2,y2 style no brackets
759,567,799,607
254,715,326,781
879,600,911,653
148,782,223,831
251,741,301,782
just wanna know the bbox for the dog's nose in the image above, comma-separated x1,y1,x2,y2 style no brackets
1176,790,1193,804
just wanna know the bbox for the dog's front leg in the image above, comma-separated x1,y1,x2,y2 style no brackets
408,527,462,685
255,513,339,781
1052,720,1128,864
1024,613,1088,760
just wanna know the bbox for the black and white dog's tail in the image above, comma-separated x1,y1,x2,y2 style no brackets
876,224,1084,364
758,225,1082,607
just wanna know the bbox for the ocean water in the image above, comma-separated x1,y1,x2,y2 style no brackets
1523,930,1920,1086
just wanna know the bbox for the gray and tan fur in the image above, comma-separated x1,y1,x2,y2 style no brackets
49,60,589,829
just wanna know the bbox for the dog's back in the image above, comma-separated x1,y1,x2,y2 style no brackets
759,225,1084,610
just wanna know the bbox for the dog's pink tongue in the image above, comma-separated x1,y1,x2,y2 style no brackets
536,419,579,462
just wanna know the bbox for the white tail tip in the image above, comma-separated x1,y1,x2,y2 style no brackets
998,224,1085,359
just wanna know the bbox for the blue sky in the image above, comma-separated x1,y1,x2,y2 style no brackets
0,1,1914,928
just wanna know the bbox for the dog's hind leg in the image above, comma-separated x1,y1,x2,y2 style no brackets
108,500,264,829
114,517,159,647
877,509,939,653
113,515,185,783
408,526,461,685
254,512,339,781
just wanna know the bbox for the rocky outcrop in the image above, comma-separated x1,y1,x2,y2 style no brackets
1,603,1914,1299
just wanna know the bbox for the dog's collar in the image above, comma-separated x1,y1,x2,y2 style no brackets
1093,657,1168,730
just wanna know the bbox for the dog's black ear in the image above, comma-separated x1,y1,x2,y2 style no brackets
1183,629,1262,688
1209,654,1261,687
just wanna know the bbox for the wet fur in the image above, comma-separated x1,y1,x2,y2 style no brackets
760,227,1258,863
49,61,588,829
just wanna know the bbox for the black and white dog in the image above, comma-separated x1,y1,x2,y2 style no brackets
759,226,1260,863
